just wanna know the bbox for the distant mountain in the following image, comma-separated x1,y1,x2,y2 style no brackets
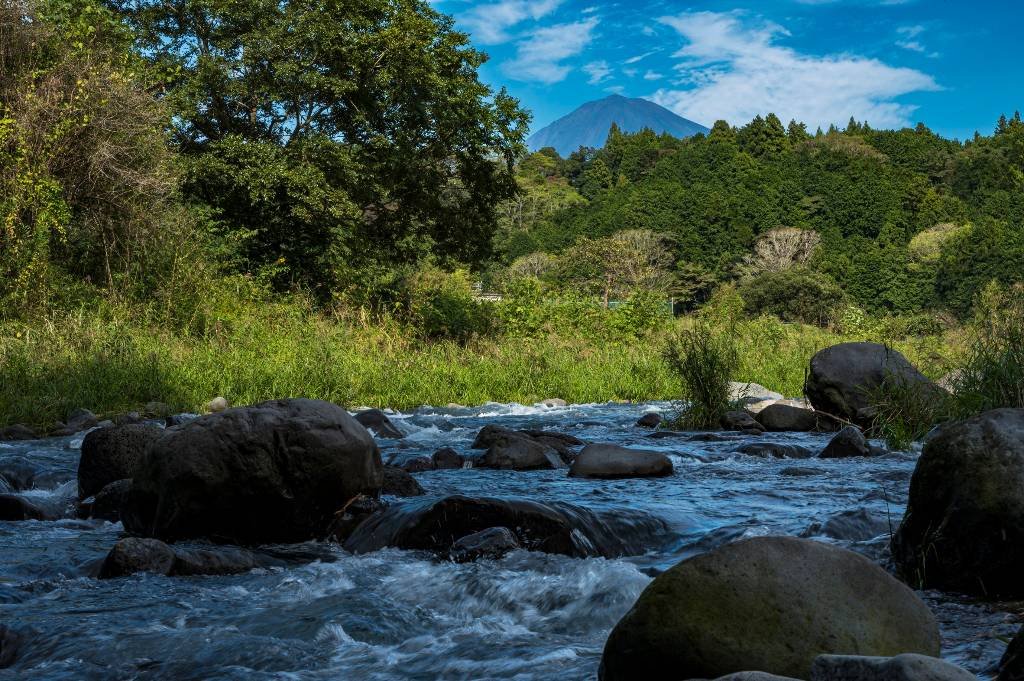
527,95,709,156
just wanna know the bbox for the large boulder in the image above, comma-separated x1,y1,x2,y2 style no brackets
721,410,765,433
820,427,874,459
811,654,975,681
756,404,824,432
381,466,425,497
478,433,565,470
569,444,673,479
78,423,163,498
353,409,404,439
1000,625,1024,681
432,447,465,470
99,537,176,578
344,495,669,559
0,494,47,521
123,399,383,544
892,408,1024,599
599,536,939,681
805,343,939,428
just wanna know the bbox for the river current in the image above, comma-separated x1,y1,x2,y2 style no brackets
1,401,1019,680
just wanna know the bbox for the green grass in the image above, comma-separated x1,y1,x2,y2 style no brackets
664,323,739,429
0,302,966,430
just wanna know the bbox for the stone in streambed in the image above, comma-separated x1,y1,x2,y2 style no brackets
172,545,258,576
87,478,133,522
0,624,25,669
450,527,519,562
820,426,877,459
382,466,425,497
1000,625,1024,681
736,443,814,459
569,444,673,479
354,409,404,439
892,408,1024,599
49,408,99,436
721,410,765,432
0,424,37,441
713,674,802,681
598,536,939,681
801,508,890,542
99,537,176,578
811,654,976,681
636,412,663,428
432,447,465,469
78,423,163,498
0,494,47,521
755,403,825,432
123,398,383,544
479,434,565,470
401,456,435,473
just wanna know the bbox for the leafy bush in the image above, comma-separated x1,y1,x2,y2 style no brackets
663,323,739,429
610,290,671,338
952,282,1024,415
403,268,491,342
739,269,845,326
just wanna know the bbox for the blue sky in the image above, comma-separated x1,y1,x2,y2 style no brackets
428,0,1023,141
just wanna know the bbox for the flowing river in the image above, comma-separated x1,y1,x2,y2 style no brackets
0,402,1018,680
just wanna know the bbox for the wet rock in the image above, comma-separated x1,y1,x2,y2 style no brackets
112,412,144,426
820,426,874,459
721,411,764,432
730,381,785,402
382,466,425,497
48,408,99,436
892,408,1024,598
450,527,519,562
353,409,404,439
479,434,566,471
172,545,257,576
801,509,891,542
755,404,822,432
0,624,25,669
143,401,174,418
1000,625,1024,681
99,537,176,578
401,456,435,473
0,424,37,441
345,495,669,559
599,536,939,681
636,413,663,428
569,444,673,479
780,467,820,477
432,447,465,470
78,423,163,498
805,343,940,429
714,674,802,681
123,398,383,544
645,431,688,440
471,425,517,449
0,494,47,521
207,396,230,413
327,495,387,544
736,443,814,459
88,479,133,522
0,460,38,491
541,398,568,407
810,654,976,681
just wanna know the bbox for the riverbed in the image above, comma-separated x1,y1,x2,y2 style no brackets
0,401,1018,680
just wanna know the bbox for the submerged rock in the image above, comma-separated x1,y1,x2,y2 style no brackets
0,624,25,669
736,443,814,459
599,536,939,681
78,423,163,498
892,408,1024,599
449,527,519,562
344,495,669,559
354,409,404,439
811,654,976,681
123,398,383,544
88,478,134,522
99,537,176,578
0,494,47,521
172,545,258,576
1000,625,1024,681
569,444,673,479
805,343,940,428
820,426,874,459
801,508,891,542
636,412,662,428
382,466,425,497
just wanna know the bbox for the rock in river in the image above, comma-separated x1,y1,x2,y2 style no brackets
382,466,425,497
78,423,163,498
344,495,669,559
892,408,1024,599
811,654,976,681
568,444,672,479
736,443,814,459
0,494,47,521
449,527,519,563
353,409,405,439
478,432,566,470
820,426,874,459
755,403,824,432
599,536,939,681
123,398,383,544
1000,625,1024,681
805,343,940,428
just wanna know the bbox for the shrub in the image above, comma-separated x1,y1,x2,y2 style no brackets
868,372,952,449
663,323,739,429
952,282,1024,415
739,268,845,326
403,267,491,342
610,290,671,338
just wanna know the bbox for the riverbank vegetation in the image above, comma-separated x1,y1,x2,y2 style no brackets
1,0,1022,429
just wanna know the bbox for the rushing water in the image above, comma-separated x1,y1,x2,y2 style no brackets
1,402,1019,680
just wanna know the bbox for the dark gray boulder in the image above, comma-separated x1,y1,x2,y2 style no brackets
382,466,425,497
432,447,465,470
0,424,37,441
713,674,801,681
599,536,939,681
50,408,99,436
755,404,822,432
344,495,669,559
820,427,874,459
801,508,891,542
450,527,519,562
471,424,517,449
123,398,383,544
805,343,940,428
479,434,566,471
78,423,163,498
811,654,976,681
1000,625,1023,681
736,443,814,459
353,409,404,439
636,413,663,428
569,444,673,479
0,494,47,521
892,408,1024,598
88,478,133,522
172,545,258,576
400,456,435,473
99,537,176,578
721,411,765,432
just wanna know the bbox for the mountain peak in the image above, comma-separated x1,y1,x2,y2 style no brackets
527,96,709,156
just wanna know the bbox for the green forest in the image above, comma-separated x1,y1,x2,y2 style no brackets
2,0,1022,426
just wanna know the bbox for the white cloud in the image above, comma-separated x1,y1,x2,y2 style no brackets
503,17,600,84
460,0,564,45
652,11,939,129
896,25,937,56
584,60,613,85
625,50,659,64
644,70,664,81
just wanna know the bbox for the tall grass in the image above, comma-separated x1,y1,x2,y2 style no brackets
663,323,739,429
952,284,1024,415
